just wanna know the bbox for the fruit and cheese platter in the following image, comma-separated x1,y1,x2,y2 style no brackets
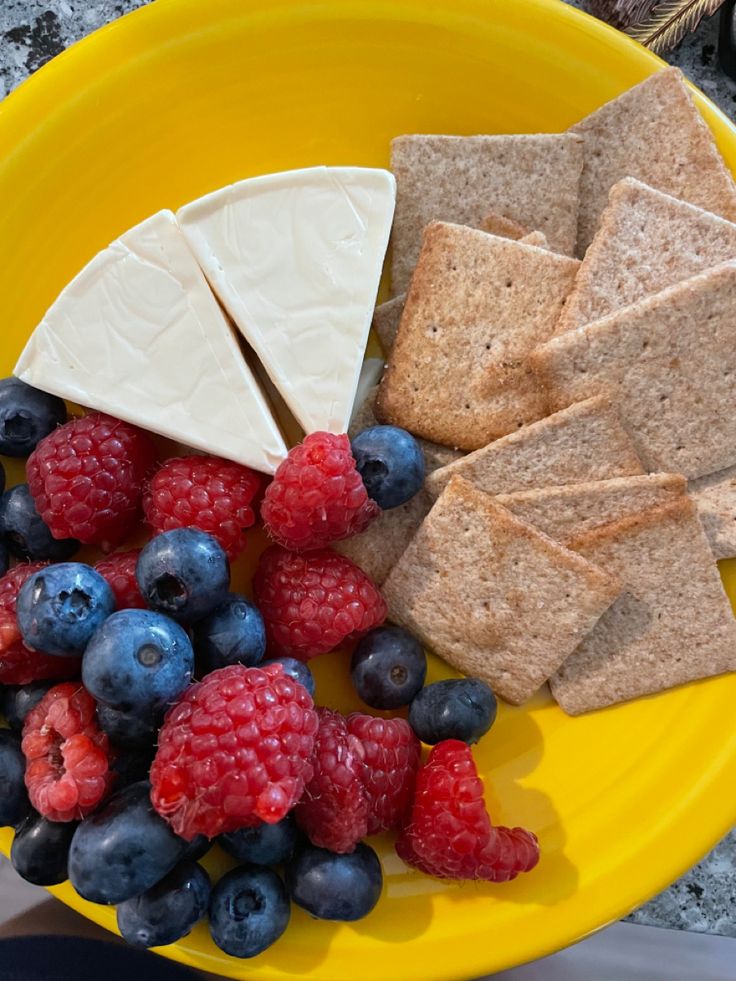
3,1,736,979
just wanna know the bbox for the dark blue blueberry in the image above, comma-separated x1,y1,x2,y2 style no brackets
193,592,265,673
179,834,211,863
0,460,4,496
262,657,315,698
136,529,230,624
0,378,66,457
350,425,424,510
116,859,211,949
1,680,58,730
0,729,30,827
96,703,160,750
0,484,78,561
16,563,114,657
219,815,299,866
82,609,193,717
11,810,77,885
209,866,290,958
408,678,497,745
0,540,7,577
68,781,187,904
351,625,426,709
286,842,382,921
110,749,154,791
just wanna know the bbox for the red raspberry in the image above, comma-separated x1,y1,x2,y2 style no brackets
22,682,115,822
150,663,318,840
143,456,262,561
261,432,379,551
27,412,157,550
295,708,369,853
0,564,79,685
94,549,145,610
396,740,539,882
253,546,387,661
346,713,421,835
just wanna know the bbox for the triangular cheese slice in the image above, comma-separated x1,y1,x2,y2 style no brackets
177,167,396,435
14,210,287,475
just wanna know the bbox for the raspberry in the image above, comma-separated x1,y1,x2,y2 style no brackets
346,713,421,835
253,546,387,661
22,682,115,822
143,456,262,561
261,432,379,551
94,549,145,610
27,412,157,550
295,708,369,853
0,564,78,685
150,663,318,840
396,740,539,882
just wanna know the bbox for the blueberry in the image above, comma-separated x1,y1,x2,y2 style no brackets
179,834,211,863
0,729,30,827
351,625,426,709
68,781,187,904
193,592,265,673
116,859,211,949
16,563,115,657
0,461,4,496
11,810,77,885
136,529,230,624
408,678,497,745
209,866,290,958
286,842,382,921
0,484,79,561
219,815,299,866
82,609,193,717
96,703,160,750
350,426,424,510
1,680,58,730
0,378,66,457
109,748,155,791
262,656,315,698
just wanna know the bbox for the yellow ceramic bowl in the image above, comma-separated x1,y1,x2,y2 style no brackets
2,1,736,978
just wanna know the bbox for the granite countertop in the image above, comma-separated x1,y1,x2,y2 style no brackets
1,0,735,945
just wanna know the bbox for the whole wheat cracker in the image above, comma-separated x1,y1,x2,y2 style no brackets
519,230,549,249
390,133,583,293
557,178,736,334
550,497,736,715
478,213,529,239
382,476,622,705
426,395,643,499
689,465,736,561
495,473,686,545
532,261,736,480
571,68,736,254
376,222,580,450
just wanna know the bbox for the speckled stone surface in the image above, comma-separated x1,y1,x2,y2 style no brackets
1,0,736,943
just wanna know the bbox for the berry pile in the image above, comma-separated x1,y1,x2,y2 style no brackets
0,381,538,962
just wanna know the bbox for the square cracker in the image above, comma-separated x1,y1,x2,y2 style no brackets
390,133,583,292
550,498,736,715
495,473,686,546
532,261,736,480
426,395,644,499
335,388,463,584
557,178,736,334
376,222,580,450
382,476,622,705
571,68,736,254
689,465,736,561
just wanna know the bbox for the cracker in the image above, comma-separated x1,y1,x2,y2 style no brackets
532,261,736,480
557,178,736,334
550,498,736,714
390,133,584,292
495,473,686,545
382,477,622,705
426,395,643,499
689,465,736,560
372,295,405,354
376,222,580,450
519,230,549,249
571,68,736,254
478,212,530,239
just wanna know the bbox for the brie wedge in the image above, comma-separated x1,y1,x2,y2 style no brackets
177,167,396,435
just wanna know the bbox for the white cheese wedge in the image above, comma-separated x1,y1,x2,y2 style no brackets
177,166,396,435
14,210,288,475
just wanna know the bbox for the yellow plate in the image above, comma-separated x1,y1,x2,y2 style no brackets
2,1,736,978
